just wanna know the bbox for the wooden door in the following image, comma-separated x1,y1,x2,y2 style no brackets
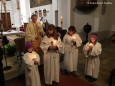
1,13,11,31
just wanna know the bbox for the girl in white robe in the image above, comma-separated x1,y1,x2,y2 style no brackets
23,42,41,86
63,26,82,75
40,24,62,85
83,33,102,82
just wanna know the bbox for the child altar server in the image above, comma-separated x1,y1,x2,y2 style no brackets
83,33,102,82
40,24,62,85
63,26,82,75
23,42,41,86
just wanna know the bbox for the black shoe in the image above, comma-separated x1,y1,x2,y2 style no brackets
88,77,97,82
62,69,69,74
71,71,78,77
85,75,90,80
53,81,59,86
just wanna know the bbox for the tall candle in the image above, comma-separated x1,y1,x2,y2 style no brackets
60,16,63,22
60,16,63,29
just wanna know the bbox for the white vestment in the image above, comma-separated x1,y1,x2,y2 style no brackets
25,21,44,42
83,42,102,78
63,33,82,72
40,36,62,85
23,51,41,86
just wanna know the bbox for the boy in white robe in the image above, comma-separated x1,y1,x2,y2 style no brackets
40,24,62,85
63,26,82,75
23,42,41,86
83,33,102,82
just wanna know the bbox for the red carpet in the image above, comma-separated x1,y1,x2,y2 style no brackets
6,66,93,86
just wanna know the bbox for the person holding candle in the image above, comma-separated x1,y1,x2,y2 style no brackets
23,42,41,86
83,33,102,82
63,26,82,76
40,24,63,85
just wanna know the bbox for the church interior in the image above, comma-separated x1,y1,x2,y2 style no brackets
0,0,115,86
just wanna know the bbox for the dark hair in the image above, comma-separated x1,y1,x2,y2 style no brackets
46,24,59,40
31,14,37,19
68,26,76,33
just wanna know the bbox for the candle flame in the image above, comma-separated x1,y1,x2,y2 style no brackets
89,43,93,47
33,55,37,59
72,36,75,39
53,40,56,45
40,21,43,25
60,16,63,20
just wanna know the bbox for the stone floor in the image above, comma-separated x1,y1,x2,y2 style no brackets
3,39,115,86
77,40,115,86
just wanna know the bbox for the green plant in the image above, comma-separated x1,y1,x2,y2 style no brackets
4,44,17,56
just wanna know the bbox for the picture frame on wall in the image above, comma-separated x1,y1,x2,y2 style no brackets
39,10,42,17
30,0,52,8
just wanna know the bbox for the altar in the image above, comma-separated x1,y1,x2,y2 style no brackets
1,30,25,36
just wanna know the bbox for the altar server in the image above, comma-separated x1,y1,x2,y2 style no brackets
83,33,102,82
63,26,82,75
40,24,62,85
23,42,41,86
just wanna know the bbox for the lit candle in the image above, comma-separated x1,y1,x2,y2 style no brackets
60,16,63,29
51,39,57,46
33,54,37,59
40,21,43,25
72,36,75,40
89,43,94,47
53,40,57,46
32,54,37,61
60,16,63,22
72,36,76,41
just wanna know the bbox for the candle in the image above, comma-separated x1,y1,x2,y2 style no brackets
40,21,43,25
51,39,57,46
89,43,94,47
53,39,58,46
60,16,63,29
60,16,63,22
33,54,37,59
72,36,75,40
72,36,76,42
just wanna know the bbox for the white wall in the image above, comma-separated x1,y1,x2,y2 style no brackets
19,0,27,24
10,0,21,27
31,4,53,24
24,0,31,23
58,0,71,30
71,0,99,32
30,0,58,25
